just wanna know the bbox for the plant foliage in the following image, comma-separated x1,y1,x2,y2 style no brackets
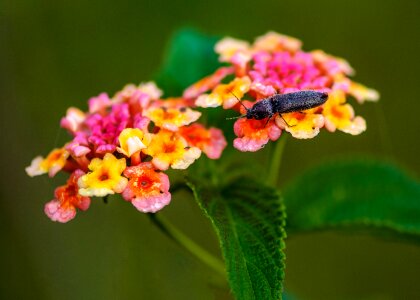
188,178,287,300
283,159,420,239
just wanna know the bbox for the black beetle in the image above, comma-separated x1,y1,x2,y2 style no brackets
230,90,328,125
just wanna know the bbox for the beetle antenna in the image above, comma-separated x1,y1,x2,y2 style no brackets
226,114,246,120
231,92,249,111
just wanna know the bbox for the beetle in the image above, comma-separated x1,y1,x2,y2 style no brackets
229,90,328,126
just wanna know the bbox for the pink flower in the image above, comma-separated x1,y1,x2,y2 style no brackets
88,93,112,114
233,118,281,152
249,51,332,94
85,103,131,154
113,82,162,114
60,107,86,134
122,162,171,213
44,170,90,223
179,123,227,159
65,132,91,157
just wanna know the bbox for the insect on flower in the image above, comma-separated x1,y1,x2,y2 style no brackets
229,90,329,126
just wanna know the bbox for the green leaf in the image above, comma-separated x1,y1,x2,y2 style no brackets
188,177,287,300
283,159,420,239
155,28,221,96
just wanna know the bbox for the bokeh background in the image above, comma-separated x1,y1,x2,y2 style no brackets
2,0,420,299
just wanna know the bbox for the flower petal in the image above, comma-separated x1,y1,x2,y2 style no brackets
131,193,171,213
45,169,90,223
233,118,281,152
77,153,128,197
179,124,227,159
172,147,201,169
25,156,46,177
215,37,250,62
122,163,172,213
275,112,324,139
145,107,201,131
60,107,86,134
44,199,76,223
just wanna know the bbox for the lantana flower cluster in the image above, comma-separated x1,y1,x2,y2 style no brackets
26,31,379,222
183,31,379,151
26,82,227,222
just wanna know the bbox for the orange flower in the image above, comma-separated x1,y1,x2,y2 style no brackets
233,118,281,152
122,162,171,213
183,67,234,99
143,130,201,170
179,124,227,159
149,97,195,109
44,170,90,223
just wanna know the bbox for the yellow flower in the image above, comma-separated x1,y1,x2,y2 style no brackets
183,67,234,99
143,130,201,170
214,37,250,62
349,81,380,103
78,153,128,197
144,107,201,132
253,31,302,53
323,90,366,135
117,128,152,157
275,110,325,139
195,76,251,109
25,147,69,177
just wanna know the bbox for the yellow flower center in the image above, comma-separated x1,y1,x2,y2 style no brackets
78,153,128,197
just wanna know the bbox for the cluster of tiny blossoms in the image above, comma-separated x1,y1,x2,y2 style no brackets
183,31,379,151
26,83,227,222
26,31,380,222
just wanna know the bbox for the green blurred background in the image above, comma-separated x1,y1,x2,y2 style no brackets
2,0,420,299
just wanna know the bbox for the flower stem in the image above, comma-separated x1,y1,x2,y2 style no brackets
148,213,226,278
267,135,288,186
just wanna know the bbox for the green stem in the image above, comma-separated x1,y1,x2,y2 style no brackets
148,213,226,278
267,135,288,186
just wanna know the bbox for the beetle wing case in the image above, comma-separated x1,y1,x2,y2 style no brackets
272,91,328,114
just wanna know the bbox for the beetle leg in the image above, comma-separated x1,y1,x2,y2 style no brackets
279,114,295,127
263,115,273,128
